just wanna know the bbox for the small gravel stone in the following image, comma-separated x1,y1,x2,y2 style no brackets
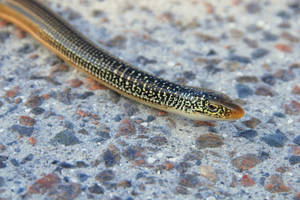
117,180,131,188
50,130,80,146
251,48,269,59
19,116,35,126
20,153,34,164
0,31,9,43
55,88,72,105
122,145,144,160
136,56,157,65
292,85,300,95
196,133,224,149
274,69,295,82
88,184,104,194
179,174,200,188
261,74,276,86
232,154,260,171
273,112,285,118
10,125,34,137
78,91,94,99
235,84,254,98
284,100,300,115
255,86,275,96
118,119,136,136
174,186,189,195
25,95,43,108
242,117,261,128
30,107,45,115
238,129,257,140
240,174,255,187
0,161,6,168
183,71,196,80
199,165,217,182
77,173,89,182
261,129,287,147
246,2,261,13
75,161,89,168
68,79,83,88
246,24,261,33
263,31,279,41
228,55,251,64
293,136,300,145
288,156,300,165
10,159,19,167
265,175,290,193
148,136,168,146
146,115,156,122
183,151,204,162
236,76,259,83
105,35,127,48
0,176,4,187
96,169,115,183
103,145,120,167
59,162,75,168
281,31,299,42
258,151,270,161
243,38,258,48
27,173,60,194
175,162,191,174
277,10,291,19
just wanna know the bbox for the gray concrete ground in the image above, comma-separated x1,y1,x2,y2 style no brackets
0,0,299,199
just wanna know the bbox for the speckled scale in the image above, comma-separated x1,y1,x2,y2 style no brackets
0,0,243,120
7,0,191,107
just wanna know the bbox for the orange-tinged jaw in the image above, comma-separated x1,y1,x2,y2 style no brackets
228,105,245,120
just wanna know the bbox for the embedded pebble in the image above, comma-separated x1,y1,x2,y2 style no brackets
174,185,189,195
102,146,120,167
292,85,300,95
288,155,300,165
50,130,80,146
199,165,217,182
178,174,200,188
96,170,115,183
261,74,276,86
30,107,45,115
238,129,257,140
118,119,136,136
25,95,43,108
263,31,279,41
19,116,35,126
88,184,104,194
236,76,258,83
284,100,300,115
261,129,287,147
246,2,261,13
293,136,300,145
251,48,269,59
232,154,260,171
255,86,275,96
242,117,261,128
265,175,290,193
10,125,34,137
148,136,168,146
196,133,224,149
228,55,251,64
240,174,255,187
235,84,254,98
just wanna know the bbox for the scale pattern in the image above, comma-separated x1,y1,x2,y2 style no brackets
0,0,245,120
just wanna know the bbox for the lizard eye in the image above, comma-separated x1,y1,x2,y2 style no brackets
208,104,218,111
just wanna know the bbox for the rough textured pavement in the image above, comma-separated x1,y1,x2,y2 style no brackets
0,0,299,199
